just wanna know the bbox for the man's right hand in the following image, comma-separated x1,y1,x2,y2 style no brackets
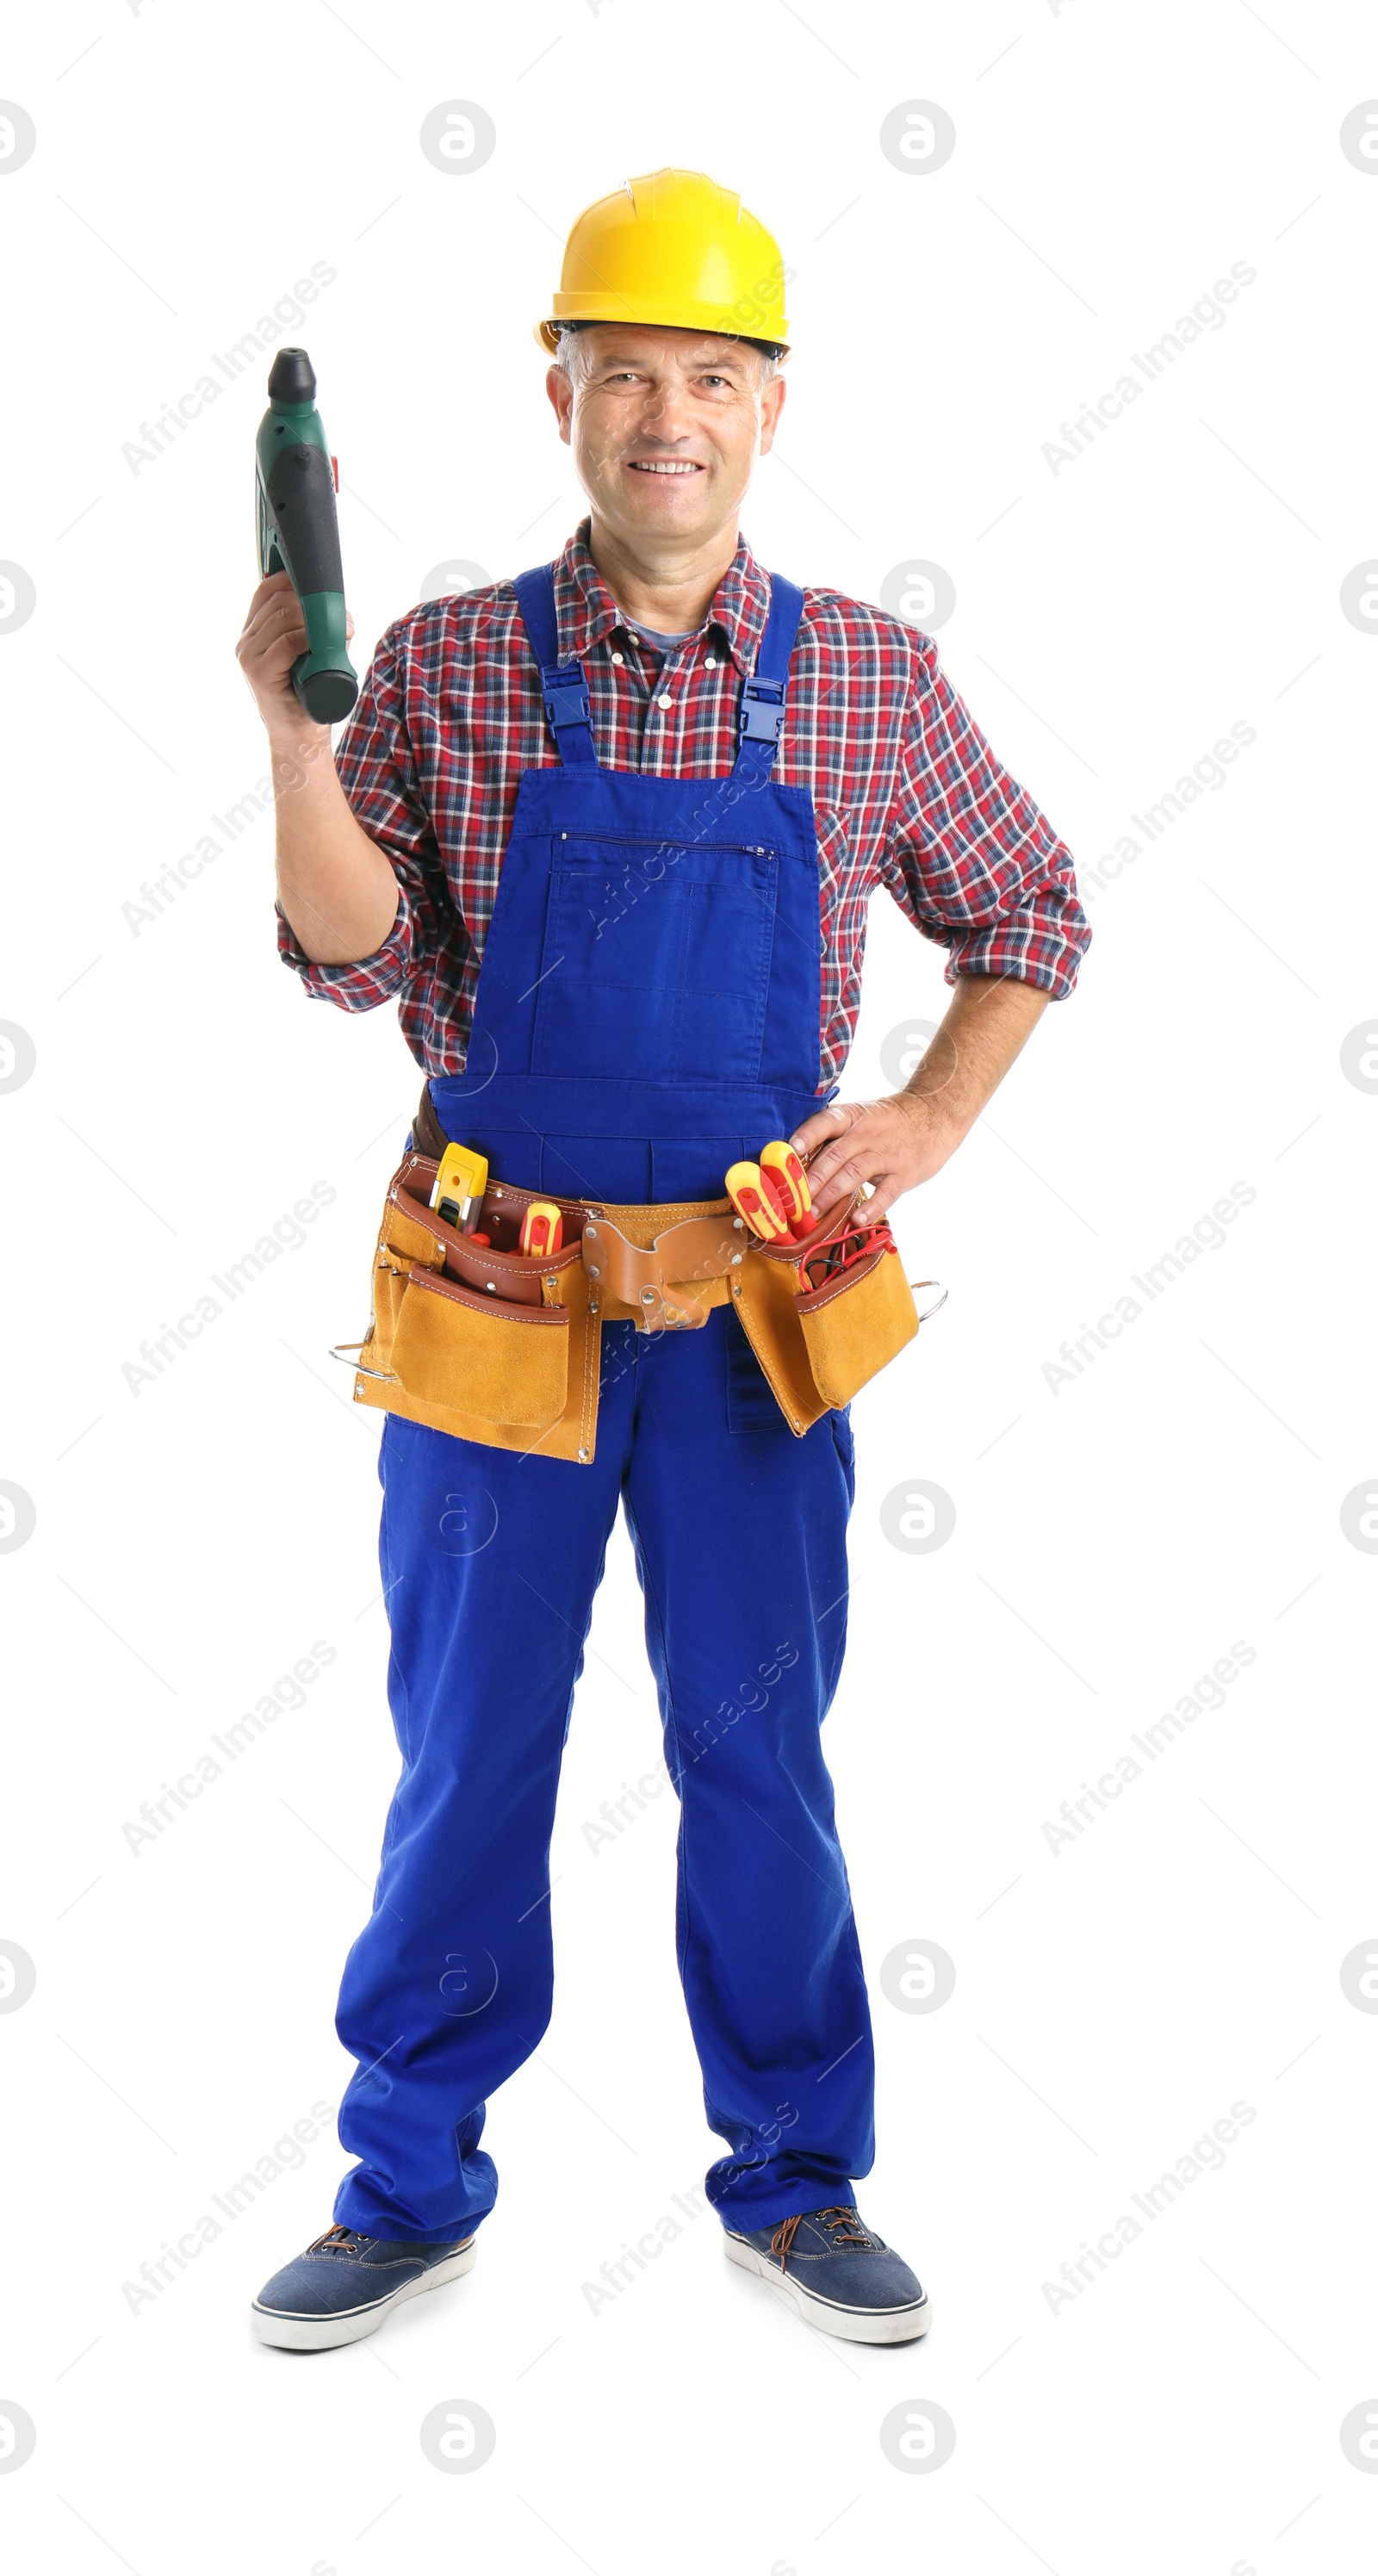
236,570,354,741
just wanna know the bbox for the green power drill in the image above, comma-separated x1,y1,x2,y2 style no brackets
255,347,358,723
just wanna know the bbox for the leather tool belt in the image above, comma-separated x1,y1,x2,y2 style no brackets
338,1127,941,1464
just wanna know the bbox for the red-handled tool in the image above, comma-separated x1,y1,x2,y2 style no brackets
724,1160,792,1243
760,1139,813,1232
518,1200,563,1259
759,1165,816,1238
804,1220,895,1292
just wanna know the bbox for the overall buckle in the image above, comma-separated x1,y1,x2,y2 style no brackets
738,674,785,746
543,666,592,733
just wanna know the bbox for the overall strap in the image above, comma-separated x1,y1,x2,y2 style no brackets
512,563,598,767
735,574,805,781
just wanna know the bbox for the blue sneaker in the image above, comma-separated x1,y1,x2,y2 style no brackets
251,2222,476,2350
723,2204,930,2344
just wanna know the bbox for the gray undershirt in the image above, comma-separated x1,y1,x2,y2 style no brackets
624,619,696,647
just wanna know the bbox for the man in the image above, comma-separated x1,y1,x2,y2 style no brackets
237,168,1089,2354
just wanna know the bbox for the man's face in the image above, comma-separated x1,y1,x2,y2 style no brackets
546,325,786,548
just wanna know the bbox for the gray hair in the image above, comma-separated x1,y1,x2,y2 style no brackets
552,322,783,388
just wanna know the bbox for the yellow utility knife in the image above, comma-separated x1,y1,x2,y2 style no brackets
430,1142,489,1233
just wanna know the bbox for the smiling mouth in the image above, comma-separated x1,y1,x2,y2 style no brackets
625,459,705,475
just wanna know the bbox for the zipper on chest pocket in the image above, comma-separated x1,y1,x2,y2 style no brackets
558,833,777,856
557,834,777,930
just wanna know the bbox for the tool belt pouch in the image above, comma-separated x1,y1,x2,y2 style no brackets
734,1198,922,1435
796,1227,920,1407
346,1152,599,1462
388,1269,568,1428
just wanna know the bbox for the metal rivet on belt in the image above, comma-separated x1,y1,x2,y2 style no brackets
641,1288,655,1303
577,1445,589,1461
584,1223,597,1238
588,1264,599,1278
730,1252,742,1266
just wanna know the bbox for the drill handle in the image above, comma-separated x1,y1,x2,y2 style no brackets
256,455,357,725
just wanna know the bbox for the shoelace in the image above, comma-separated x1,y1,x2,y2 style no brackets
769,2206,870,2270
307,2222,369,2256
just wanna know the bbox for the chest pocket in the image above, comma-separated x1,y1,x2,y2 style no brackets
531,839,779,1084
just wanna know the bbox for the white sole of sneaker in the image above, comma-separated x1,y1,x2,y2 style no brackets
250,2240,477,2352
723,2232,931,2345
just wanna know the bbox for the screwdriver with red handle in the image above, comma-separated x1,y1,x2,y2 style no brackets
724,1161,792,1242
759,1139,815,1236
518,1200,563,1258
726,1142,818,1243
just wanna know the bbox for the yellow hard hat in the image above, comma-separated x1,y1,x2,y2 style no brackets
536,166,790,357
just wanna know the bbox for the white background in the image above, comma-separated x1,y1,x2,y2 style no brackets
3,3,1376,2570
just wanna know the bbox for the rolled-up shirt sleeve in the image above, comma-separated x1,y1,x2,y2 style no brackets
275,622,455,1012
880,630,1090,997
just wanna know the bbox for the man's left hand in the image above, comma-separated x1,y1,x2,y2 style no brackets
789,1090,960,1225
789,972,1052,1225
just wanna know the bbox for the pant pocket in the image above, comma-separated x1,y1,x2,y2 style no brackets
724,1304,791,1434
829,1404,855,1502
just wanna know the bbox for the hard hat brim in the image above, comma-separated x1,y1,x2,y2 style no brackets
535,307,790,357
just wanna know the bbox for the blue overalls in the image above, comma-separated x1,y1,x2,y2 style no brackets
332,563,877,2242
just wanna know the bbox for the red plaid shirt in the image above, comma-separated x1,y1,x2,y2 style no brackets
277,519,1089,1082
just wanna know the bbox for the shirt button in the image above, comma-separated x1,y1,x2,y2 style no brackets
705,655,718,668
610,650,624,666
657,692,673,710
